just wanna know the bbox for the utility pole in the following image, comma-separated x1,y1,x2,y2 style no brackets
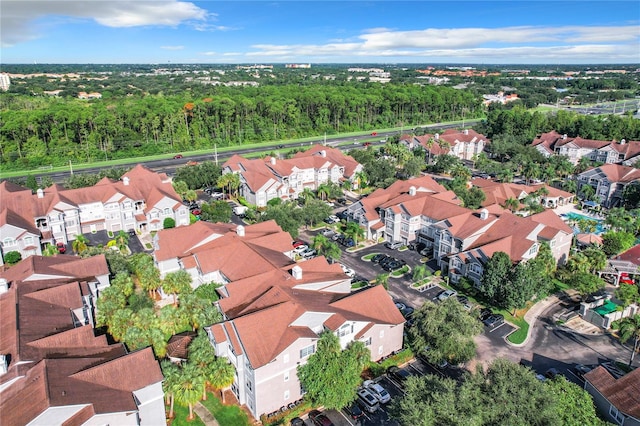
214,144,218,166
69,160,73,175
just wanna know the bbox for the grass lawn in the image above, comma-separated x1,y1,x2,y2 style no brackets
351,281,369,290
362,253,378,261
199,393,250,426
169,404,205,426
390,265,410,277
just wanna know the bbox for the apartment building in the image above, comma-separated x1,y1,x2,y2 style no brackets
0,165,188,265
347,176,573,286
400,128,490,161
532,131,640,166
152,220,404,419
0,255,165,426
577,164,640,208
583,367,640,426
222,145,362,207
471,178,575,210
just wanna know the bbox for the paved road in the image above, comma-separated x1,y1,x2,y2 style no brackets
20,121,479,183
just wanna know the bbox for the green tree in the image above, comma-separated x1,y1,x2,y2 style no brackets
42,244,58,257
412,264,429,282
188,331,235,401
622,182,640,209
579,184,596,202
200,200,232,223
602,231,636,256
297,331,370,410
480,252,512,306
312,234,341,262
163,217,176,229
615,314,640,366
570,272,605,301
173,363,205,421
72,235,89,254
546,376,605,426
300,199,332,229
409,299,483,365
615,283,640,307
161,360,181,419
114,230,129,254
162,270,193,305
4,251,22,265
344,221,365,245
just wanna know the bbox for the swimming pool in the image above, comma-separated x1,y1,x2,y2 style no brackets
562,212,605,234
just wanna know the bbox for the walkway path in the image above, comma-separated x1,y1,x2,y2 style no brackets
194,402,219,426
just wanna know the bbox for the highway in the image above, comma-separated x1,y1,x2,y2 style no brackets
16,120,480,183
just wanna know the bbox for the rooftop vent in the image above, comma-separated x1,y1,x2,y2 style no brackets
292,265,302,280
122,176,130,186
236,225,245,237
434,133,440,140
464,129,469,135
562,134,567,140
36,188,44,199
408,186,417,196
479,208,489,220
620,139,626,145
320,150,326,157
270,157,276,165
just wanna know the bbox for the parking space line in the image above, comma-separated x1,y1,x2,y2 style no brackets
488,322,507,333
338,409,356,425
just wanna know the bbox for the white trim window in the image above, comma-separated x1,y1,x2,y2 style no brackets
300,344,315,359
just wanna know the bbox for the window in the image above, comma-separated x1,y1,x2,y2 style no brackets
284,371,289,382
362,337,372,346
470,263,482,274
246,381,252,391
528,244,538,256
2,238,16,247
300,344,315,358
338,323,353,337
284,390,290,400
24,236,34,246
609,406,624,425
163,208,171,215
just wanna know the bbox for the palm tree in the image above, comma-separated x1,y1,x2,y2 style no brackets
299,187,315,205
563,179,578,194
355,170,367,194
162,270,193,305
185,189,198,202
72,235,89,254
344,221,365,245
579,184,596,202
208,358,236,404
617,314,640,366
424,137,436,164
375,273,390,289
114,230,129,254
173,363,204,421
161,360,181,419
412,264,429,282
42,243,58,257
503,197,520,212
317,183,331,201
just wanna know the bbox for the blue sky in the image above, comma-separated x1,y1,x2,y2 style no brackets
1,1,639,64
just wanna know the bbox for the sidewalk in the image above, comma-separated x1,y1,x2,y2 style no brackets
193,402,219,426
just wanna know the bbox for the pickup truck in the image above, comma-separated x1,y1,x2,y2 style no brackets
233,205,248,216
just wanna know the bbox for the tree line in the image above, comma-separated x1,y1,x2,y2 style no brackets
0,82,480,171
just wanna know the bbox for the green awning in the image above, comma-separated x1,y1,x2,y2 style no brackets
594,300,618,316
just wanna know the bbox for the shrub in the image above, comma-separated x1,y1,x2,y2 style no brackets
163,217,176,229
4,251,22,265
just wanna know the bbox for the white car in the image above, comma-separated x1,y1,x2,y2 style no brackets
363,380,391,404
339,263,355,278
293,245,309,254
437,289,457,301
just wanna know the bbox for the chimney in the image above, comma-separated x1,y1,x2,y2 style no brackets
36,188,44,198
408,186,417,196
122,176,130,186
270,157,276,165
0,279,7,294
562,134,567,140
620,139,626,145
434,133,439,140
464,129,469,135
0,355,7,375
479,208,489,220
320,150,326,157
291,265,302,280
236,225,245,237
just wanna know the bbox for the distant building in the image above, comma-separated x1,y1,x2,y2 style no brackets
482,91,519,106
577,164,640,208
400,128,490,162
77,91,102,99
285,64,311,68
0,73,10,91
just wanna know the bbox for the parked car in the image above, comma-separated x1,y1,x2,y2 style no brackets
385,241,403,250
293,245,309,254
457,295,473,310
342,238,355,247
400,306,414,319
545,367,560,379
371,132,378,136
332,233,344,242
301,249,317,259
336,210,349,220
308,410,334,426
437,289,457,301
173,154,183,159
290,417,305,426
356,388,380,413
479,308,493,322
372,253,388,264
321,228,336,237
345,401,364,420
56,241,66,254
394,301,407,311
483,314,504,328
363,380,391,404
324,215,339,224
191,209,201,216
387,366,412,383
340,264,356,278
573,364,593,378
292,240,306,248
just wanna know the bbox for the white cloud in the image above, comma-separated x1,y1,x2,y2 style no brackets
161,45,184,51
243,24,640,63
1,0,208,47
